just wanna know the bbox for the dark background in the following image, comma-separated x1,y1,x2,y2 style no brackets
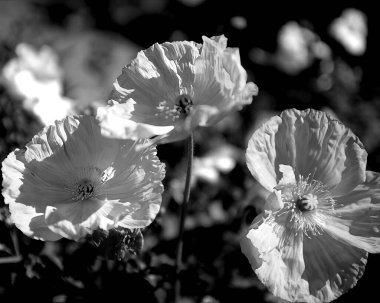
1,1,379,303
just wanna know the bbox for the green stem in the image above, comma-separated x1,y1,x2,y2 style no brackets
174,133,194,302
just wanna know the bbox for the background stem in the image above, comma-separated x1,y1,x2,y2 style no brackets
174,133,194,302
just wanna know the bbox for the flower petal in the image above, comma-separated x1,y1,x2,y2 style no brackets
194,35,257,111
241,212,310,302
246,109,367,193
221,47,247,94
241,211,368,302
103,35,256,142
45,198,109,241
2,149,71,213
2,115,121,213
302,230,367,302
246,115,282,192
264,190,284,211
98,140,165,228
278,164,296,186
108,41,200,124
6,200,61,241
324,171,380,253
2,115,165,241
24,115,120,172
29,215,62,241
96,103,174,139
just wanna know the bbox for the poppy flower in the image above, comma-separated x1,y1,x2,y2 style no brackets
97,35,257,143
2,115,165,241
241,108,380,302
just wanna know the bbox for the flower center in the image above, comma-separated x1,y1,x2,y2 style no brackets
175,94,193,116
296,193,319,211
153,94,193,121
72,179,95,201
277,176,335,237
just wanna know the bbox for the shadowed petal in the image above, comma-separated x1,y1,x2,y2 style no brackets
2,149,71,213
302,231,367,302
99,35,257,143
246,115,282,192
246,109,367,193
194,35,257,109
99,140,165,228
241,212,312,302
109,40,199,121
241,210,368,302
325,171,380,253
97,103,174,139
7,200,61,241
2,115,165,241
45,199,108,241
29,215,62,241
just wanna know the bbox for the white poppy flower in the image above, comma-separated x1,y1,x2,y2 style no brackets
241,109,380,302
1,115,165,241
97,35,257,143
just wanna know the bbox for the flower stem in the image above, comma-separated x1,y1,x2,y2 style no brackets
174,133,194,302
10,227,20,256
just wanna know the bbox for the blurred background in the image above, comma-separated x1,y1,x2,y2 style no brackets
0,1,379,302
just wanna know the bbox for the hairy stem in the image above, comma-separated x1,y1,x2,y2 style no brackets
174,133,194,302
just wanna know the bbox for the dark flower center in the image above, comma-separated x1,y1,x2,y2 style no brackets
72,179,95,201
296,193,319,212
175,94,193,116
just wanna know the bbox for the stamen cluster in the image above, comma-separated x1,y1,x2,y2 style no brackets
276,175,335,238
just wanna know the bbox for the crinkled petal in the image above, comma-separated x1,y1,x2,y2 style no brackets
246,115,282,192
2,149,71,213
246,109,367,193
194,82,258,128
108,40,200,125
278,164,297,186
194,36,232,108
241,211,367,302
1,151,59,241
2,150,26,204
104,36,256,142
302,230,367,302
2,115,165,241
324,171,380,253
241,212,310,302
25,115,120,172
2,116,120,211
48,116,120,170
264,190,284,211
45,198,110,241
96,103,174,139
98,140,165,228
221,47,247,94
194,35,257,111
8,202,61,241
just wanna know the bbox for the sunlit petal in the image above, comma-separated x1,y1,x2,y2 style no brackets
2,115,165,241
246,109,367,193
302,230,367,302
325,171,380,253
98,35,257,143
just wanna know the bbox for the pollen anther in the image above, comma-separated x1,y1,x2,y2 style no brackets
175,94,193,116
72,179,95,201
296,193,319,211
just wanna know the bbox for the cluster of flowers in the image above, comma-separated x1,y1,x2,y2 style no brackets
2,35,379,302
